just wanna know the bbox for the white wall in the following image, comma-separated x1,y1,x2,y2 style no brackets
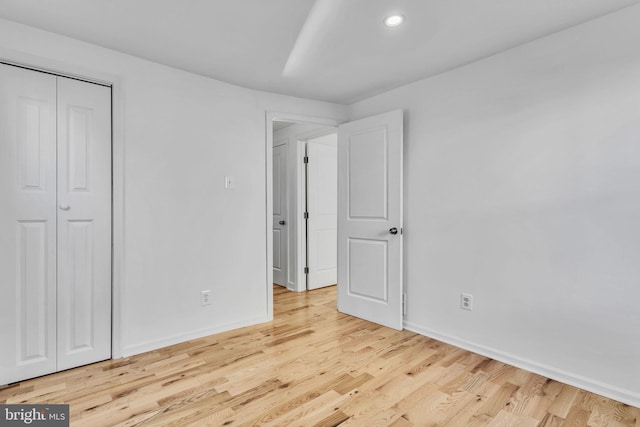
0,18,348,357
3,5,639,407
273,123,336,291
349,5,640,406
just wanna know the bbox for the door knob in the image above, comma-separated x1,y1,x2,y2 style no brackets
389,227,398,235
59,204,70,211
279,220,286,225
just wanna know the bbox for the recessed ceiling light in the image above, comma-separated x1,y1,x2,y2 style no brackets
384,15,405,27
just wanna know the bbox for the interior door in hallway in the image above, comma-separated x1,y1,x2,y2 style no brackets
337,110,403,330
272,142,288,287
306,134,338,290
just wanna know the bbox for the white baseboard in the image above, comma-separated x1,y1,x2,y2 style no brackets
121,315,271,357
404,321,640,409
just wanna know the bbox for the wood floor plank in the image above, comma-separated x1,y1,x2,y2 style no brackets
0,284,636,426
547,384,581,418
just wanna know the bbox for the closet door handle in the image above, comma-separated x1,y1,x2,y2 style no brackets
59,204,71,211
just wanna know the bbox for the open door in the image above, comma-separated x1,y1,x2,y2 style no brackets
337,110,403,330
306,135,338,290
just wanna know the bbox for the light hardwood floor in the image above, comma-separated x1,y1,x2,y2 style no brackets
1,285,638,426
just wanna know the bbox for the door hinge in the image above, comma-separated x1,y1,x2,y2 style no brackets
304,267,309,274
303,156,309,164
304,212,309,219
402,293,407,315
401,227,404,235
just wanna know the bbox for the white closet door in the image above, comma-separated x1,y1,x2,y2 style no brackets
0,64,58,384
56,77,112,371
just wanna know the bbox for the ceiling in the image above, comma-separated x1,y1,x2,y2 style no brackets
0,0,637,104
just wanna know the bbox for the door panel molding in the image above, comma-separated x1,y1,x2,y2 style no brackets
337,110,403,330
347,127,388,220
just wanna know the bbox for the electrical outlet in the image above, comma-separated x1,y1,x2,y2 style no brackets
460,293,473,311
201,290,211,306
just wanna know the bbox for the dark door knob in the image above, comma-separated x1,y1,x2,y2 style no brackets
389,227,398,235
279,220,286,225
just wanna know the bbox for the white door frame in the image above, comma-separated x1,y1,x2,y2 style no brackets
0,52,126,359
265,112,340,318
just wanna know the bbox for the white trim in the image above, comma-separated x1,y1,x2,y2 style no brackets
296,140,306,292
0,49,126,359
0,58,112,87
122,315,270,357
110,76,125,359
265,114,274,322
404,321,640,409
269,112,339,128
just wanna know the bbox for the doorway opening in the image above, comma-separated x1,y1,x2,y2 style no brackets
266,109,405,330
271,117,338,293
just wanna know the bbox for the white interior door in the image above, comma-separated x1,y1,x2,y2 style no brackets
272,143,288,286
0,64,112,384
307,135,338,290
56,77,112,371
337,110,403,330
0,64,58,384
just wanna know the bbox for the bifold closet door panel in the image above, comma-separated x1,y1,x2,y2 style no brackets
0,64,58,384
56,77,112,371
